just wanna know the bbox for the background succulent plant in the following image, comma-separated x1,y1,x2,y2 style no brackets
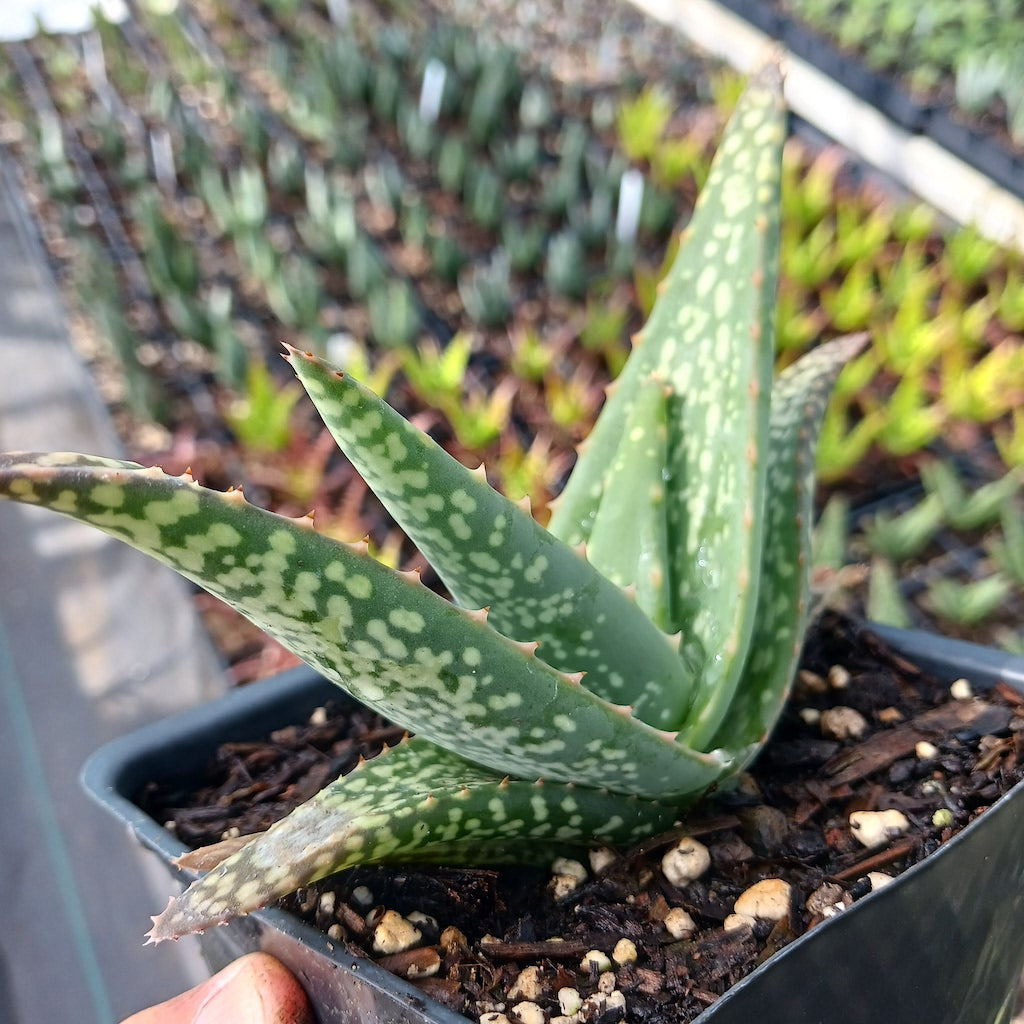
0,65,864,944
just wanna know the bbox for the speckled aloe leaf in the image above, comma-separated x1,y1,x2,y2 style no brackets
0,452,729,798
705,334,870,758
286,346,691,730
149,735,678,940
548,64,785,745
585,373,673,630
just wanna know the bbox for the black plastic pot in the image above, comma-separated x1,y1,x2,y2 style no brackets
82,627,1024,1024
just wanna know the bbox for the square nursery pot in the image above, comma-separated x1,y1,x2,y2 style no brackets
82,625,1024,1024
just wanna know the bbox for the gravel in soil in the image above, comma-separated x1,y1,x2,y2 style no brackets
144,611,1024,1022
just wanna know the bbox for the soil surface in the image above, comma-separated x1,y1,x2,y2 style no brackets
144,612,1024,1023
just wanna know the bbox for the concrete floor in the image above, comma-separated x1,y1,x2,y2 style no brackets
0,157,225,1021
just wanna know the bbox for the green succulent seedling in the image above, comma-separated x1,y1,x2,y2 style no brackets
920,460,1022,532
616,84,674,162
865,557,914,630
0,67,864,942
923,575,1015,629
861,493,945,563
458,250,514,328
987,504,1024,587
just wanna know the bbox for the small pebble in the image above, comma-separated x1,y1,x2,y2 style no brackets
440,925,468,952
405,910,438,942
508,967,544,1002
551,873,583,900
580,949,612,973
828,664,851,689
734,878,793,922
372,910,422,955
820,706,868,741
552,857,588,882
309,706,329,726
950,678,973,700
663,907,697,939
915,740,939,760
558,987,583,1016
799,707,821,726
479,1014,511,1024
612,938,638,965
932,808,954,828
551,857,587,899
597,972,617,995
849,809,911,848
724,912,755,932
581,991,625,1018
350,885,374,908
798,669,828,693
511,1001,544,1024
589,846,618,874
866,871,895,891
661,837,711,887
877,706,903,724
739,804,790,855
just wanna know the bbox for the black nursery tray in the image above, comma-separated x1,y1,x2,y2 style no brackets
82,627,1024,1024
714,0,1024,200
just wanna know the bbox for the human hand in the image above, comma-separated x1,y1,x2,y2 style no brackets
122,952,312,1024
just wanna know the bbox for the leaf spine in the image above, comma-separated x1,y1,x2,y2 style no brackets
514,639,541,657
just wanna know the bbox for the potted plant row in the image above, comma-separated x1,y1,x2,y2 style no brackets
3,65,1024,1024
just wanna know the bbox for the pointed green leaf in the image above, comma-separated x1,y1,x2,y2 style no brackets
586,372,673,629
550,63,786,734
0,452,728,797
706,334,870,756
149,736,679,940
286,346,691,729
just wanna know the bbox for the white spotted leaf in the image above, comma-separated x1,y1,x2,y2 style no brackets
549,64,787,745
706,333,869,756
148,736,679,940
0,452,728,798
287,346,692,729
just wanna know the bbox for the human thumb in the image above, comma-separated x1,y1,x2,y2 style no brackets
122,952,312,1024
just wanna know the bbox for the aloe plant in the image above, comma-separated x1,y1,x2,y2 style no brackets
0,67,862,942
